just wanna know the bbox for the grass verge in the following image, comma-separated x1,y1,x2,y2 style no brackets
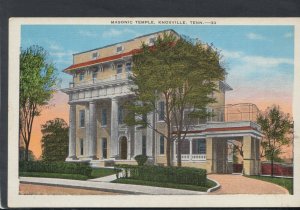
245,175,293,194
19,172,89,180
20,168,117,180
112,178,216,192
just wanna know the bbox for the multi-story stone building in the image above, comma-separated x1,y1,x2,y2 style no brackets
62,29,262,175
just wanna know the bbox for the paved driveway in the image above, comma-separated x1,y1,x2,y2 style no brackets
208,174,289,194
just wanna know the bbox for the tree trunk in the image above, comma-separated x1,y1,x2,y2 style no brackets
25,143,29,162
271,156,274,177
177,140,182,167
166,138,171,166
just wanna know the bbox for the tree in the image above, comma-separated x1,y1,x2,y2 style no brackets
20,45,57,161
41,118,69,161
257,105,293,177
19,147,36,161
126,32,225,166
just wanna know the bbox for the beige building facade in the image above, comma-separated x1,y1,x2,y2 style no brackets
62,29,262,175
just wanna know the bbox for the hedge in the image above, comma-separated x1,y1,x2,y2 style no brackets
115,164,207,186
19,161,92,176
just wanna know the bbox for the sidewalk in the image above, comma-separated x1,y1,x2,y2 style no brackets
19,177,207,195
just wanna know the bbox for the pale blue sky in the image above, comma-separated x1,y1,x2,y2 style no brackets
21,25,294,112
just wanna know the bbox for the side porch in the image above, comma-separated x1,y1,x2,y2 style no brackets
172,121,263,175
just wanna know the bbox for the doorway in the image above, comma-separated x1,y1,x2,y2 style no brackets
119,136,127,159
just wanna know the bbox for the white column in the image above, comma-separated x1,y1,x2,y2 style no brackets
189,139,192,160
173,141,177,161
127,139,131,160
67,103,77,160
85,103,90,157
88,101,97,159
110,97,119,158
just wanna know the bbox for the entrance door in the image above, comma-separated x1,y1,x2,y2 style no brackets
120,136,127,159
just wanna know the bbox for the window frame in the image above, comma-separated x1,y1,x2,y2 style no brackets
142,135,147,156
116,63,123,74
158,101,165,121
102,138,107,159
159,135,165,155
79,110,85,128
79,72,85,81
101,108,107,127
80,138,84,156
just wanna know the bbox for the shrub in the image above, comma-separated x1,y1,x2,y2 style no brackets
134,154,148,166
115,164,207,186
19,161,92,177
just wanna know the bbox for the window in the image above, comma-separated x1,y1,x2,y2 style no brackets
149,37,156,45
158,101,165,121
142,135,147,155
125,62,132,72
80,138,84,155
181,140,190,154
118,105,124,124
101,109,107,126
92,70,98,79
192,139,206,154
102,138,107,159
79,72,84,81
92,52,99,60
116,45,123,53
159,135,165,154
79,110,85,127
117,64,123,74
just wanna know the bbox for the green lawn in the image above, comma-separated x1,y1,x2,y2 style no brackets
90,168,117,178
20,168,117,180
112,178,216,192
245,175,293,194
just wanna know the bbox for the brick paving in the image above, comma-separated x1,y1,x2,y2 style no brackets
208,174,289,194
19,183,121,195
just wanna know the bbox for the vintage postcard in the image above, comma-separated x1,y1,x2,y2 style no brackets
7,17,300,207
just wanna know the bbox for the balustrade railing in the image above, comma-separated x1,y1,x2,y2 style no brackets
175,154,206,161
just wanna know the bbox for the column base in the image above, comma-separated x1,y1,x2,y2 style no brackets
66,156,78,161
86,155,98,160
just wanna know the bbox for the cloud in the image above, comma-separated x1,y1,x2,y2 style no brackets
102,28,138,38
246,32,265,40
221,49,293,69
78,30,98,38
49,42,62,50
284,32,293,38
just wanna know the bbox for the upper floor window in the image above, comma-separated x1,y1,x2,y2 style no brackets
92,52,99,60
158,101,165,121
125,62,132,72
79,72,84,81
116,45,123,53
101,109,107,126
117,63,123,74
79,110,85,127
149,37,156,45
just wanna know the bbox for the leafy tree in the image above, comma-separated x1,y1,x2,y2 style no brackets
41,118,69,161
20,45,57,161
257,105,293,176
125,32,225,166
